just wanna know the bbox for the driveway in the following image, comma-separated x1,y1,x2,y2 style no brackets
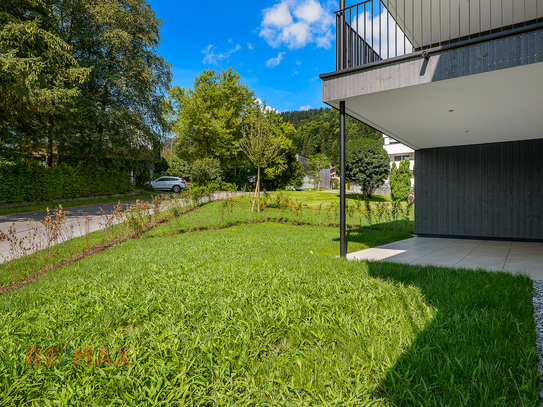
347,236,543,279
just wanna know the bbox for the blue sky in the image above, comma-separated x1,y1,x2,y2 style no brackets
147,0,340,112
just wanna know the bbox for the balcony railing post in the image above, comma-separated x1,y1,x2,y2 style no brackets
339,0,346,70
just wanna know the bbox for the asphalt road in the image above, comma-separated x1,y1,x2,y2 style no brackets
0,198,155,263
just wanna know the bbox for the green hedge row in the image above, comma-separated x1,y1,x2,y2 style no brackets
0,165,134,204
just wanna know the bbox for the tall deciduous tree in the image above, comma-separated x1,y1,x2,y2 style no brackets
167,68,255,168
345,139,390,198
240,103,282,212
0,0,89,161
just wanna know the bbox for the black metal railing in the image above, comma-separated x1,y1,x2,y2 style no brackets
336,0,543,70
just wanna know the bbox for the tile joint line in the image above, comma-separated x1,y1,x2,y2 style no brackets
451,239,487,268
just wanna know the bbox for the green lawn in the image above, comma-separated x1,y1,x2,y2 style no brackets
0,222,537,406
238,191,391,209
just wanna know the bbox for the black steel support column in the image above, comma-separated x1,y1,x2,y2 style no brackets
339,101,346,257
339,0,346,258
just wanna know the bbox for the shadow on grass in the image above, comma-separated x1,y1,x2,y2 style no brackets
345,193,390,202
331,227,413,249
364,261,538,406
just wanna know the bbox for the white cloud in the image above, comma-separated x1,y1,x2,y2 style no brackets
296,61,302,65
202,44,242,65
260,0,334,50
294,0,322,23
300,104,311,111
282,22,310,45
293,69,299,76
256,98,277,112
247,43,255,50
265,51,286,68
350,8,413,60
263,2,293,27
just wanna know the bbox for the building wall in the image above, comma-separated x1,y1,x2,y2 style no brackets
383,135,415,190
415,139,543,240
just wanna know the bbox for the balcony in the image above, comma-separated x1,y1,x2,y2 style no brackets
334,0,543,71
321,0,543,150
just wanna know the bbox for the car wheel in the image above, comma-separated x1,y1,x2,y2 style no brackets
172,185,181,193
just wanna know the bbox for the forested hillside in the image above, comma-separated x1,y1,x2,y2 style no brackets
280,108,382,165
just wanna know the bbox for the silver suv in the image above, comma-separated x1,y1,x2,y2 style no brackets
147,177,186,193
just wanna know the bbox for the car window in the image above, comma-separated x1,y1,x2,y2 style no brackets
155,177,165,182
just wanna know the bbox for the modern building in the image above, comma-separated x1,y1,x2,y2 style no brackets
383,135,414,192
321,0,543,246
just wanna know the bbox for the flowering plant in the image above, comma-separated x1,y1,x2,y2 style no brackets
408,191,415,203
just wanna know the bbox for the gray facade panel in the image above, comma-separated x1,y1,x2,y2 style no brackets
415,139,543,240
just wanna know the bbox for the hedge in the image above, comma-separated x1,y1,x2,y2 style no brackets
0,164,134,204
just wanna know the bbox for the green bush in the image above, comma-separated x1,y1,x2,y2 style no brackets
390,159,412,201
0,163,133,204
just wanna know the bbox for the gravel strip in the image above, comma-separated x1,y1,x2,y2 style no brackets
533,280,543,402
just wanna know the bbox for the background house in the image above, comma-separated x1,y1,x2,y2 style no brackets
381,135,414,194
295,154,333,189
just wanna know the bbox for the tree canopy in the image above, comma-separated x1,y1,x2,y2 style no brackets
280,108,382,165
166,69,302,189
240,102,283,211
1,0,171,171
345,139,390,198
167,69,255,168
0,0,89,159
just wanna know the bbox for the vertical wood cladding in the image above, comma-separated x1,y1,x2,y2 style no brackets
415,139,543,239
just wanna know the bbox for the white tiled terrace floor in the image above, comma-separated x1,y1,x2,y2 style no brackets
347,237,543,279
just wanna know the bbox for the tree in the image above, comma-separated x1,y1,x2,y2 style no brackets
167,68,255,169
0,0,89,162
164,156,191,180
345,139,390,198
281,108,382,165
47,0,172,170
190,158,222,186
390,159,412,201
307,153,331,191
240,103,282,212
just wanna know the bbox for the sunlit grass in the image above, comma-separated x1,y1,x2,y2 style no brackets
237,191,392,208
0,223,536,406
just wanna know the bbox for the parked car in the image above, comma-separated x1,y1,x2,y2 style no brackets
146,177,186,193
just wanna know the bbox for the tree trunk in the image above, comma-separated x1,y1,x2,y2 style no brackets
46,120,53,168
251,167,261,212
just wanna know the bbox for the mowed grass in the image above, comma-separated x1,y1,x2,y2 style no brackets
0,223,537,406
238,191,391,209
147,198,414,240
0,195,412,288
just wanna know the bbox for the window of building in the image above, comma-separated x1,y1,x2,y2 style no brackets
402,155,410,160
389,138,398,144
394,156,402,161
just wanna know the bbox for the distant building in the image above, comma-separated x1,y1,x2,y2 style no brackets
382,135,414,193
295,154,332,189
